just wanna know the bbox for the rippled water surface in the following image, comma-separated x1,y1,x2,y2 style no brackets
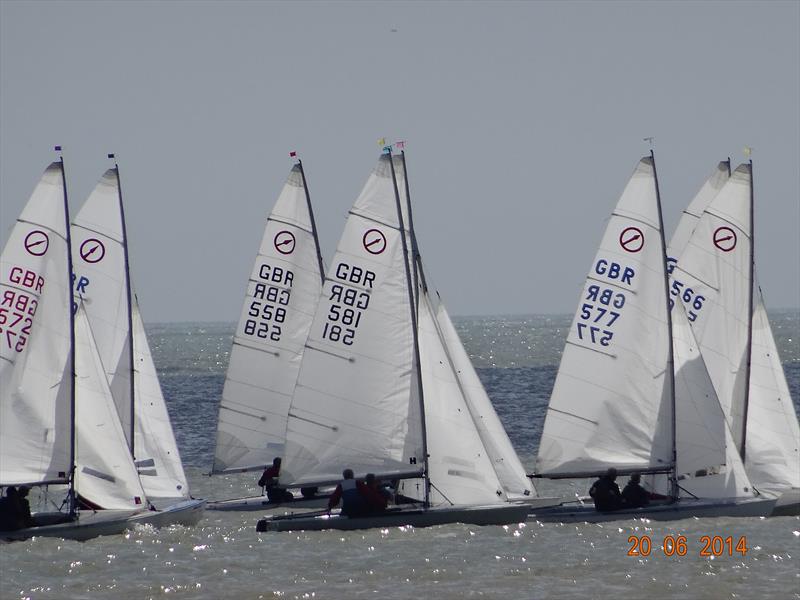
2,312,799,599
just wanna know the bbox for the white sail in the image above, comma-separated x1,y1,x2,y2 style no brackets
668,303,755,498
433,298,535,499
745,291,800,494
212,164,323,473
72,167,189,501
669,162,799,495
71,168,133,445
281,154,424,486
670,164,752,454
0,163,73,486
536,157,673,476
131,296,189,499
402,290,506,506
74,304,147,510
667,160,730,263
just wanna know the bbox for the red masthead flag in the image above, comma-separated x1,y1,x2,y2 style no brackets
289,151,297,158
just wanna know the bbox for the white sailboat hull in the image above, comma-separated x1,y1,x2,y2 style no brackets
769,488,800,516
527,496,777,523
0,498,205,542
256,502,530,532
207,494,330,512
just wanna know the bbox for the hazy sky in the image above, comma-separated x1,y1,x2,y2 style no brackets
1,1,798,323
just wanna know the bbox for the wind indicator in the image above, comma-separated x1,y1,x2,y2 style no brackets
395,140,406,150
743,145,753,157
643,136,654,148
54,145,62,153
108,153,115,159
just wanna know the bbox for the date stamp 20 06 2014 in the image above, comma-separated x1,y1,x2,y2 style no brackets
627,534,749,558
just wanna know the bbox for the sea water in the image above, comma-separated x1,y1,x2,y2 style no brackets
1,313,798,599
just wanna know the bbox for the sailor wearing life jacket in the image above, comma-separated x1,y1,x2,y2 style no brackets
327,468,368,517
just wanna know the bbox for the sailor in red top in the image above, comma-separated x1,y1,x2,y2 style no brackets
258,457,293,503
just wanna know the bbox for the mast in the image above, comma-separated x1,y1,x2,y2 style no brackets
399,151,426,297
387,148,430,506
297,158,325,284
650,149,678,501
57,146,78,515
112,154,137,457
740,159,754,462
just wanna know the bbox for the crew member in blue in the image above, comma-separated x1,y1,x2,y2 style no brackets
327,468,368,517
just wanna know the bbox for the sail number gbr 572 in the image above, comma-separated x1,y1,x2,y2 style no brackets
575,259,633,348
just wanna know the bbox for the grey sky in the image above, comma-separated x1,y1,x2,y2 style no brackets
1,1,798,323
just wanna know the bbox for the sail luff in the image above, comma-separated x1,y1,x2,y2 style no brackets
59,154,78,513
650,150,678,499
115,160,136,456
740,160,755,461
387,149,430,506
297,159,325,284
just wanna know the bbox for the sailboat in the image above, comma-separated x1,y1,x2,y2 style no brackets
70,158,204,519
257,149,531,532
1,155,201,542
528,154,776,523
668,160,800,515
207,157,330,512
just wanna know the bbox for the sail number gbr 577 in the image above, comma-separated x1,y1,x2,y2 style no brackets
575,259,634,348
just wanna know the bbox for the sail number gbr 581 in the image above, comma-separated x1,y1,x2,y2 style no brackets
321,262,374,346
575,259,633,348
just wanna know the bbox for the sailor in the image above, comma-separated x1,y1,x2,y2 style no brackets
621,473,650,508
589,467,623,511
327,469,368,518
258,457,293,503
0,486,34,530
362,473,390,514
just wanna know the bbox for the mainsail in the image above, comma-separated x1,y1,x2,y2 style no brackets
212,162,324,474
0,163,73,487
669,164,753,455
71,165,188,500
280,154,424,487
669,161,799,494
536,156,674,477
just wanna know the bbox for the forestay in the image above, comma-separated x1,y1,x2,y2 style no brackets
0,163,73,486
72,167,188,500
212,164,324,473
536,157,673,477
281,154,424,487
73,304,147,510
669,164,752,455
